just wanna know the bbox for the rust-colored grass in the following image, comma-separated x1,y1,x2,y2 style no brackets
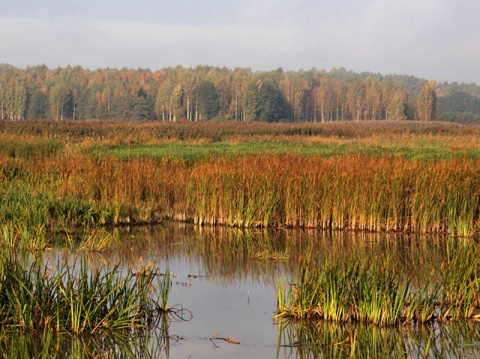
0,120,479,238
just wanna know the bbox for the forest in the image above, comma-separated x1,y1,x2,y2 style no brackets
1,63,479,124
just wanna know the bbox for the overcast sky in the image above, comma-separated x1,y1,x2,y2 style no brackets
1,0,479,83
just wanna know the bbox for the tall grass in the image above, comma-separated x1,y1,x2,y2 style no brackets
276,239,480,326
0,254,171,335
82,154,479,235
0,121,479,237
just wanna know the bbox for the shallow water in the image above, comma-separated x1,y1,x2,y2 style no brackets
8,223,480,358
124,225,289,358
106,224,480,358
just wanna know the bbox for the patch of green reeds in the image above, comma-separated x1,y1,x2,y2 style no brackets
0,254,171,335
0,184,115,250
438,240,480,321
276,239,480,326
276,256,410,326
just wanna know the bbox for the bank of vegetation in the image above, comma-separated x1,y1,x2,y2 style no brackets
0,120,479,244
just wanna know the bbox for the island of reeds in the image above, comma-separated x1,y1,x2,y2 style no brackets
275,239,480,326
0,120,479,245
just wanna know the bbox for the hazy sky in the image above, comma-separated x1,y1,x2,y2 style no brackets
1,0,479,83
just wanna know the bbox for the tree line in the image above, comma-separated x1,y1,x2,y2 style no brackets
0,63,476,123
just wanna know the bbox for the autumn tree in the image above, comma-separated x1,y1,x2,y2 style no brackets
230,68,249,122
417,81,438,121
314,78,335,122
49,83,74,120
155,78,174,121
346,80,365,121
387,91,408,120
171,83,184,121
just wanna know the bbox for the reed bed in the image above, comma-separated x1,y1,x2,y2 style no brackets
1,119,479,145
0,254,173,335
275,240,480,326
0,121,479,238
39,154,480,236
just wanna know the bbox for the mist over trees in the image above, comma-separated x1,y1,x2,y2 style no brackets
1,63,479,123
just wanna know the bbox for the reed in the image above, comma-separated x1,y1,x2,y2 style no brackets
438,240,480,321
1,120,479,237
276,239,480,326
0,254,170,335
276,255,411,325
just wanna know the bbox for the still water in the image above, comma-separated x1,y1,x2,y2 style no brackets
13,223,480,358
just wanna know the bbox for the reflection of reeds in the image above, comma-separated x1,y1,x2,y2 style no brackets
277,319,480,359
439,240,480,321
75,228,118,252
0,326,171,358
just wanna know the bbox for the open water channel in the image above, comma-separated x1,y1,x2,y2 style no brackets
10,223,480,358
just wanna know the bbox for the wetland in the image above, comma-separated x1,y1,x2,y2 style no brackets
0,120,479,357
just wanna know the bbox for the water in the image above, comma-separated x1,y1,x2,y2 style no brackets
168,276,278,358
109,224,480,358
7,223,480,358
126,225,288,358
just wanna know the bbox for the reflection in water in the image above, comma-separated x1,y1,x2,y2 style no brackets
2,223,479,358
277,320,480,358
0,327,170,358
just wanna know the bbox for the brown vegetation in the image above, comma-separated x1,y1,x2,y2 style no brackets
0,120,479,237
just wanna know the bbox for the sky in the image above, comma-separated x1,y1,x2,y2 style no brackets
1,0,479,83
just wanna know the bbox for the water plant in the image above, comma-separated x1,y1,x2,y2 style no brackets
1,120,479,237
276,239,480,326
276,255,411,326
0,253,172,335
